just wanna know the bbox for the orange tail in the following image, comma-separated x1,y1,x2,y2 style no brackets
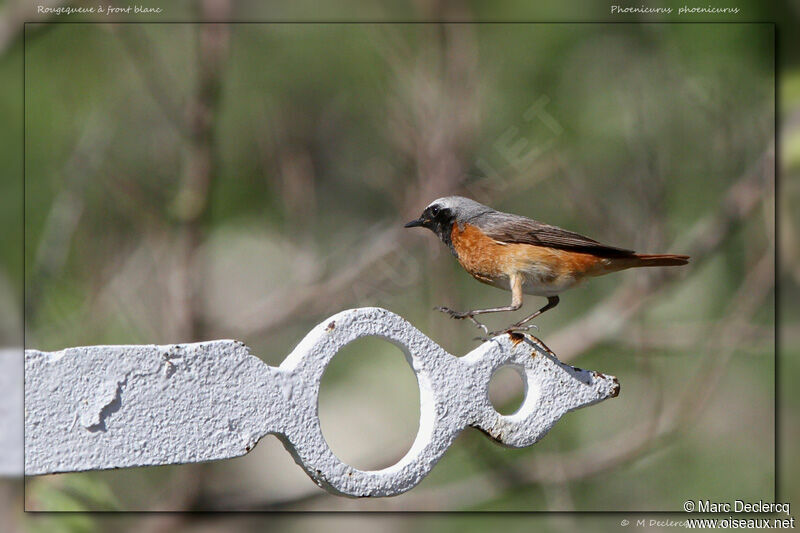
632,253,690,267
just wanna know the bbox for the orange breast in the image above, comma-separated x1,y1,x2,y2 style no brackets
450,223,610,292
450,223,510,281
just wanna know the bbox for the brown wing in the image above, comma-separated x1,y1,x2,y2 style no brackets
474,211,636,258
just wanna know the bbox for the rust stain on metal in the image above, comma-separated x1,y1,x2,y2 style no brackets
526,335,557,357
508,332,525,345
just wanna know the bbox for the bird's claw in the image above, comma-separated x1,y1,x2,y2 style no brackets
435,306,489,334
490,322,539,336
480,322,540,340
434,306,465,318
474,331,555,360
467,315,489,335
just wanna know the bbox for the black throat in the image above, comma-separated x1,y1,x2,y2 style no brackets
433,218,457,256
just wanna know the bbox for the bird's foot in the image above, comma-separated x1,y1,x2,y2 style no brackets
434,306,467,319
478,323,540,342
467,316,490,335
510,322,539,332
435,306,489,335
491,322,539,336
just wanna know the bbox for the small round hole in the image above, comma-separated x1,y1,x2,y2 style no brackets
488,365,526,415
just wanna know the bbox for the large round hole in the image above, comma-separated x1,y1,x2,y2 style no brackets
318,336,420,471
488,364,526,415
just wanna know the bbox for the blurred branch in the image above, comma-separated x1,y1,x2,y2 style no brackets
167,0,230,343
545,145,774,363
668,244,774,430
112,24,192,141
26,113,111,323
233,22,485,339
619,321,772,354
0,0,66,55
233,224,404,336
231,159,561,340
386,22,481,209
532,247,771,485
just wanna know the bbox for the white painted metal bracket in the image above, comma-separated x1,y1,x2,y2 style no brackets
24,307,619,497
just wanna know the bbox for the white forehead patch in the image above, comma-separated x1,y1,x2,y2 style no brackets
426,196,488,213
427,196,462,210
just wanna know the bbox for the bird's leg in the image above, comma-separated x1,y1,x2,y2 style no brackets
467,315,489,335
511,296,559,328
482,296,560,339
436,275,523,335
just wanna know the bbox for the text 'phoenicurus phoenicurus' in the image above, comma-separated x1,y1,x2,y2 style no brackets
405,196,689,337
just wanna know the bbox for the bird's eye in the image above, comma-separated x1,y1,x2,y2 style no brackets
429,205,441,217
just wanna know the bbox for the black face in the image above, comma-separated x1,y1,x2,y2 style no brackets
404,204,455,243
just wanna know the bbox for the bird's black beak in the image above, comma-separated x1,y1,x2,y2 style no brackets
404,218,425,228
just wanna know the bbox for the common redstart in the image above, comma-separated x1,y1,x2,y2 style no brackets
405,196,689,336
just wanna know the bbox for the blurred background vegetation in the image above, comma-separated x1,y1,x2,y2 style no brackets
0,0,795,530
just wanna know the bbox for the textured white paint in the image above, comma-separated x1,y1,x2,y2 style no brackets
24,307,619,497
0,348,23,476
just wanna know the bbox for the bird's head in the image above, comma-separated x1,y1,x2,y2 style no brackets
404,196,492,244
